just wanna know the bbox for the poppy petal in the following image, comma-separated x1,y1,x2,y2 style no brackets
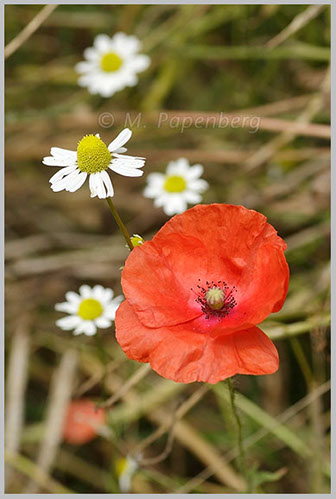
234,223,289,324
115,301,279,384
122,233,207,328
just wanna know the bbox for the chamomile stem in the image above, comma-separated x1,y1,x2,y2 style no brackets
227,378,250,491
105,197,134,251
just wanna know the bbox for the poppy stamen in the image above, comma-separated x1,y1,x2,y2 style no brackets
194,280,237,320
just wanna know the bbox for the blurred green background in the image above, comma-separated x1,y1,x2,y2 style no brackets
5,4,330,494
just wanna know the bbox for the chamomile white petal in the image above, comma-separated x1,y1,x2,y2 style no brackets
43,156,75,167
101,287,114,302
100,170,114,197
127,54,150,72
183,190,202,204
165,196,188,215
50,147,77,159
94,173,107,199
75,61,96,73
74,321,97,336
56,315,82,330
143,184,162,198
113,32,140,56
94,317,111,329
109,163,144,177
113,152,145,161
79,285,92,299
65,171,87,192
189,178,209,191
83,47,99,62
94,34,112,53
110,158,145,170
92,285,107,302
186,164,204,179
55,301,78,314
50,179,71,193
103,295,123,320
49,164,78,184
83,321,97,335
146,172,165,185
65,291,81,304
166,158,190,176
89,173,98,198
108,128,132,152
50,169,82,192
175,157,190,169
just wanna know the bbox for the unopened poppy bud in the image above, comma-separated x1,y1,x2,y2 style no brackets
205,286,225,310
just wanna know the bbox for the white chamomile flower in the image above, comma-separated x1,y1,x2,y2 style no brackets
143,158,209,216
43,128,145,199
75,33,150,97
115,455,139,493
55,285,123,336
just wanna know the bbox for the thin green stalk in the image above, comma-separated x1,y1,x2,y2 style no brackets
105,197,134,251
226,378,250,492
289,337,314,389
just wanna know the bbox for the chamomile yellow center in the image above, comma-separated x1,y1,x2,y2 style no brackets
205,287,226,311
115,458,128,477
101,52,123,72
78,298,103,320
164,175,186,193
77,135,111,174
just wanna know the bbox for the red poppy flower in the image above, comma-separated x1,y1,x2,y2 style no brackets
63,399,106,444
115,204,289,384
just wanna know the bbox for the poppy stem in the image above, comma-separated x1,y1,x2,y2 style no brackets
105,197,134,251
226,378,250,491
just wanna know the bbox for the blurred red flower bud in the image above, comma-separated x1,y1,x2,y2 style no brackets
63,399,106,444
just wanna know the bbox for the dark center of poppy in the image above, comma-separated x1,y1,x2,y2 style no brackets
194,280,237,320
